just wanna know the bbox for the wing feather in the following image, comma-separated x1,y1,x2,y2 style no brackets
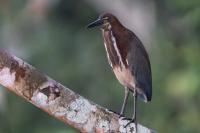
127,34,152,102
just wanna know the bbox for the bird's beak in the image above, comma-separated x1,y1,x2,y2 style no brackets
87,18,103,29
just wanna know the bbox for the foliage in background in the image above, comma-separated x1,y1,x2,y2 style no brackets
0,0,200,133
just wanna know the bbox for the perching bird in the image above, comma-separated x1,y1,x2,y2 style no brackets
87,13,152,127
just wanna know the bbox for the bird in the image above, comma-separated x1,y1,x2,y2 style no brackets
87,13,152,127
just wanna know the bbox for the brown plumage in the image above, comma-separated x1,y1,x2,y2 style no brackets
87,13,152,127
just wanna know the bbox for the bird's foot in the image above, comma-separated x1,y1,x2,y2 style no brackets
108,109,126,118
119,113,125,118
121,117,131,121
118,117,137,132
108,109,121,115
125,118,136,128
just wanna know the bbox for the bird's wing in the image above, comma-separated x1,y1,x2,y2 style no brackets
127,35,152,102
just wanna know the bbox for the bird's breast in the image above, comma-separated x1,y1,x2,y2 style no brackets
102,29,136,88
113,66,136,89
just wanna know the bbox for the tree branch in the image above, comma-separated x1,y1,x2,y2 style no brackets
0,50,155,133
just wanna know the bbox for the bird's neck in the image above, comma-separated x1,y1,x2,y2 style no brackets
102,25,129,69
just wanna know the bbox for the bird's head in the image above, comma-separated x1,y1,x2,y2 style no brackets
87,13,121,30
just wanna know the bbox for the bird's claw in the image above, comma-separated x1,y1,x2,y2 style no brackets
108,109,121,115
108,110,126,118
124,118,136,128
119,113,125,118
120,117,131,120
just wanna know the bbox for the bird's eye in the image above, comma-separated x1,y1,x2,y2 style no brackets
103,17,109,24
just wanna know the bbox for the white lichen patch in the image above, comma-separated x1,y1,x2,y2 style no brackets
66,97,96,124
54,106,68,117
97,120,110,133
13,56,24,66
0,67,15,88
54,88,59,93
31,91,48,107
137,124,153,133
83,115,96,132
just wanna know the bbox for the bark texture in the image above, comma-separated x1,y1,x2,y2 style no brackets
0,50,155,133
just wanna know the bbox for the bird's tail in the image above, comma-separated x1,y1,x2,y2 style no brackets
137,89,152,103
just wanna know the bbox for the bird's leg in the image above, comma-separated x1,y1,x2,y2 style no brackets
119,87,129,117
125,88,137,128
132,89,137,122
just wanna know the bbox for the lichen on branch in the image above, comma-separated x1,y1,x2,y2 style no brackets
0,50,154,133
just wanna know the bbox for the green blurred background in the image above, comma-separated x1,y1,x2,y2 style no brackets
0,0,200,133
